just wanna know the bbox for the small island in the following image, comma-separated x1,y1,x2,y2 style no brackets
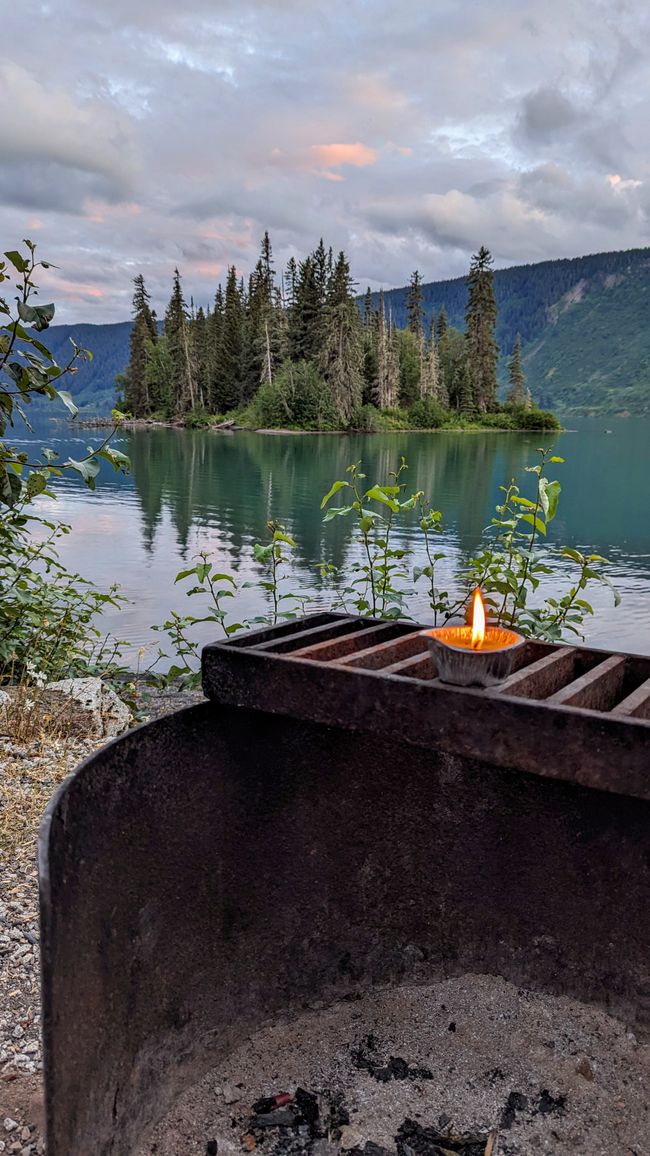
115,237,559,434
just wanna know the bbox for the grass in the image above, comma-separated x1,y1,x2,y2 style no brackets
0,689,103,854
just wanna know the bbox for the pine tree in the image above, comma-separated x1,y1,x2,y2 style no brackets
145,335,173,417
319,251,363,425
373,291,399,410
213,266,245,412
284,257,298,311
420,330,447,405
192,305,208,408
206,287,224,411
289,257,322,362
457,361,476,415
164,269,196,416
507,334,529,407
405,270,424,344
465,246,498,412
124,274,157,416
436,305,448,345
362,288,378,404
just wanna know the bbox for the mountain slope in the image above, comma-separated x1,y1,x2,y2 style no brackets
377,247,650,414
34,247,650,417
39,321,132,415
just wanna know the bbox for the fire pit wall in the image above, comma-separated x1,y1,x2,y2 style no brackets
40,701,650,1156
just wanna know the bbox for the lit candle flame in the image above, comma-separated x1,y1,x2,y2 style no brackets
470,587,486,650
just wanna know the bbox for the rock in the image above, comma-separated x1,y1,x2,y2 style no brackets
2,1122,17,1134
339,1126,365,1150
576,1056,594,1081
45,678,132,739
222,1083,239,1104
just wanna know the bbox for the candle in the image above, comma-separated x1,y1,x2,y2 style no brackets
421,588,525,687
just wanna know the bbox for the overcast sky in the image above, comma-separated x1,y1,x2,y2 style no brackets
1,0,649,322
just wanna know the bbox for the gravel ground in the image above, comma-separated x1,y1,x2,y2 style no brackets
0,685,204,1154
138,976,650,1156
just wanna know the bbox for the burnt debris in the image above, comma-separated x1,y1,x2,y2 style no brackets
351,1036,433,1083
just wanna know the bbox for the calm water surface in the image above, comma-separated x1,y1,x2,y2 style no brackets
17,417,650,664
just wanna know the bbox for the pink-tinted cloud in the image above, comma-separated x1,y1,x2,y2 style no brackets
310,142,378,169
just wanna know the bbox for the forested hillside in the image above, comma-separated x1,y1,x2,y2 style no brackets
378,247,650,415
39,321,132,415
40,247,650,417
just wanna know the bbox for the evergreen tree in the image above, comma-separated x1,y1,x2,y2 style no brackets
373,291,399,410
313,238,329,305
361,288,378,404
124,274,157,416
420,330,447,405
465,245,498,412
436,305,448,345
398,329,421,406
284,257,298,310
405,270,424,344
213,266,245,412
319,251,363,424
440,327,469,410
289,257,322,362
206,287,224,411
192,305,208,408
164,269,196,416
507,334,529,407
145,335,173,417
457,361,476,416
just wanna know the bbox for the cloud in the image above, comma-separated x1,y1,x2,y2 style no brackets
1,0,649,321
0,61,138,207
518,86,578,143
309,143,377,169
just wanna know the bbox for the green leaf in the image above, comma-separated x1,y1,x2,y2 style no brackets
253,542,274,563
520,513,546,535
365,484,400,512
322,504,354,522
549,455,565,463
562,547,585,564
26,471,47,499
174,567,198,583
66,456,101,490
4,250,29,273
56,389,79,418
320,480,349,509
16,301,38,323
539,478,561,522
272,529,296,547
97,447,130,472
32,303,56,331
0,466,22,507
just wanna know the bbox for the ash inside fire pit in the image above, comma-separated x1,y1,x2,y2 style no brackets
137,974,650,1156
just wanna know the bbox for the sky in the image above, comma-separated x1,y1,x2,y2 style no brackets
1,0,649,322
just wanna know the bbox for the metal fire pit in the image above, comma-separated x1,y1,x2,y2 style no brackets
40,614,650,1155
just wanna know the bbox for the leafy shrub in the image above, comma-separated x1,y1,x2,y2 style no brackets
512,407,561,430
347,404,380,432
0,241,129,685
475,411,515,429
408,397,447,429
252,360,338,430
184,405,212,429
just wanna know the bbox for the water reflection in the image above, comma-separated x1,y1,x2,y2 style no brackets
24,417,650,661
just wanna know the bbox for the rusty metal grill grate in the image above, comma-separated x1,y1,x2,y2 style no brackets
203,613,650,798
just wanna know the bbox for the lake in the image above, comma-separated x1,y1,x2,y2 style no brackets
14,417,650,667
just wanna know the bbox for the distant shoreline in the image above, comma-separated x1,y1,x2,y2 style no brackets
72,417,565,435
